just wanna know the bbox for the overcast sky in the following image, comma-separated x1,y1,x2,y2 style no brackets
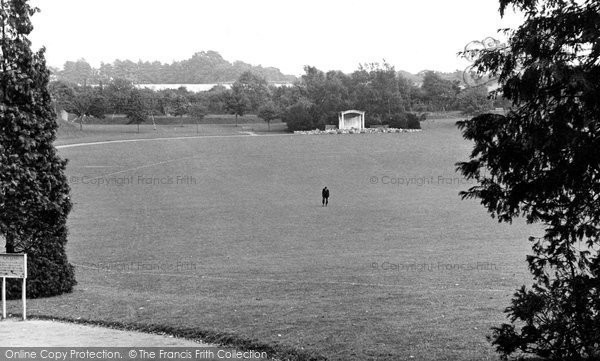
29,0,522,76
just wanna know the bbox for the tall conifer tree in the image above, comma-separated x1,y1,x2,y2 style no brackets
0,0,76,298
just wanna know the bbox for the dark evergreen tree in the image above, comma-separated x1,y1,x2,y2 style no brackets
0,0,76,298
457,0,600,359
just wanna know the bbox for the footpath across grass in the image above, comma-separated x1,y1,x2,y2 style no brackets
55,120,288,146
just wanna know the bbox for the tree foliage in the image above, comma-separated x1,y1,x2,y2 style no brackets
189,103,207,121
281,63,425,131
105,78,134,115
160,87,191,119
455,86,494,116
63,85,107,130
125,89,148,133
257,101,279,131
55,51,296,85
281,98,318,132
353,62,406,121
59,58,94,86
388,112,422,130
0,0,76,298
421,71,460,111
223,83,250,126
456,0,600,359
234,71,269,112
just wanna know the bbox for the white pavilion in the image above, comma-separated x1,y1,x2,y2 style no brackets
338,110,365,130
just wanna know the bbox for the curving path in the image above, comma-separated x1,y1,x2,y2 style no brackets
0,318,212,347
56,133,291,150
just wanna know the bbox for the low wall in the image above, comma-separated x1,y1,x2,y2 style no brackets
294,128,421,135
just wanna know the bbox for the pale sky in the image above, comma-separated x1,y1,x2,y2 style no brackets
29,0,522,76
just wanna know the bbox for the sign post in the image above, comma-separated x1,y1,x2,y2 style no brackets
0,254,27,320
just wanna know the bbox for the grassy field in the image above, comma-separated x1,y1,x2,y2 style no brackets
56,119,288,146
65,113,274,125
139,114,267,125
9,118,538,360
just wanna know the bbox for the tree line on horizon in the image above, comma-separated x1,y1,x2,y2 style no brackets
50,61,507,132
53,50,479,88
52,51,296,85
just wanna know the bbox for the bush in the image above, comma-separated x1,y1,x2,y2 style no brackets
388,112,421,130
7,240,76,298
455,86,494,116
282,100,318,132
365,115,385,128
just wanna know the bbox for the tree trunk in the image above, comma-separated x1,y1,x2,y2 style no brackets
235,114,238,127
137,123,140,133
268,120,270,131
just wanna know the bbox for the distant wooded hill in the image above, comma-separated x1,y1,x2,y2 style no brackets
51,50,468,88
52,50,298,85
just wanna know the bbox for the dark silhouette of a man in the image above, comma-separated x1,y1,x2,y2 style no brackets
322,187,329,207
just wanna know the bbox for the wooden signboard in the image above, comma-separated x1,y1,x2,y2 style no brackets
0,254,27,320
0,253,27,278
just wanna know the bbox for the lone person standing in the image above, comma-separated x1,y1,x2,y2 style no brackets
322,186,330,207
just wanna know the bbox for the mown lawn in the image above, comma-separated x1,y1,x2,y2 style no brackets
9,118,538,360
56,117,287,146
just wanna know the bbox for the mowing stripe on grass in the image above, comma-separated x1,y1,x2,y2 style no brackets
85,155,202,180
77,150,373,181
72,263,508,292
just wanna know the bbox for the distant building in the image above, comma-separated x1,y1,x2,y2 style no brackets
134,82,293,93
338,110,365,130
